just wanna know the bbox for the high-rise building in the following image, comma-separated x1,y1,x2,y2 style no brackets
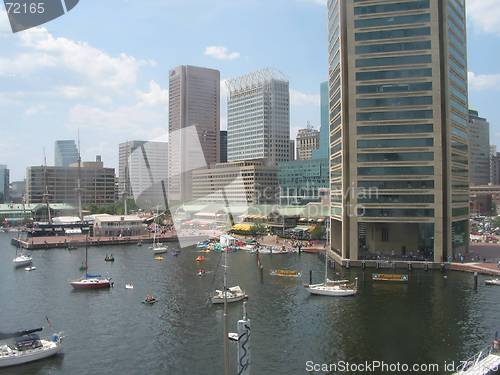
296,123,320,160
312,81,329,160
220,130,228,163
227,69,290,165
26,156,115,207
119,140,168,208
54,140,79,167
328,0,469,263
289,140,295,161
490,145,497,185
468,110,490,186
0,165,9,203
168,65,220,204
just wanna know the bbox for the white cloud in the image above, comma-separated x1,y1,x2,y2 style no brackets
468,71,500,91
467,0,500,36
24,104,46,116
204,46,240,60
136,80,169,106
290,89,320,106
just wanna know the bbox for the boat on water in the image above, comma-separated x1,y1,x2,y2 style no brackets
125,283,134,289
24,266,36,272
154,256,164,261
70,239,112,290
104,254,114,262
195,256,206,262
151,208,168,254
304,222,357,297
0,330,63,368
251,246,289,255
270,269,301,278
372,273,409,282
485,278,500,286
13,254,32,268
212,286,248,304
142,295,157,304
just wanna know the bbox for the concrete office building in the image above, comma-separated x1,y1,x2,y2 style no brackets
296,124,320,160
191,160,278,205
168,65,220,204
468,110,490,186
328,0,469,263
227,69,290,165
0,165,9,203
119,140,168,208
26,156,115,207
220,130,228,163
54,140,79,167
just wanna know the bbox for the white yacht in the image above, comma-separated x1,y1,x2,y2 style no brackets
13,254,32,268
0,332,63,368
212,286,247,304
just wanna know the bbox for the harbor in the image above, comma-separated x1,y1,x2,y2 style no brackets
1,232,500,374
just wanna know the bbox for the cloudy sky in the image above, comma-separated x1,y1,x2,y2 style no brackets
0,0,499,180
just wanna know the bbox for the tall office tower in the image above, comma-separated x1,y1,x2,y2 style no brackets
468,110,490,186
0,165,9,203
490,145,498,185
328,0,469,263
312,81,330,159
227,69,290,165
296,123,320,160
168,65,220,204
119,140,169,208
220,130,228,163
54,140,79,167
289,140,295,161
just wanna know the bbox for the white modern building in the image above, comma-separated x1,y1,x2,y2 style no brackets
226,69,290,165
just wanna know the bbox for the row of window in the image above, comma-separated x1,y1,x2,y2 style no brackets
358,138,433,148
355,26,430,42
357,109,433,121
357,152,433,162
358,180,434,189
358,166,434,176
358,194,434,203
356,40,431,55
356,54,432,68
357,124,433,135
359,208,434,217
356,68,432,81
354,0,430,15
355,13,430,28
357,81,432,94
357,96,432,108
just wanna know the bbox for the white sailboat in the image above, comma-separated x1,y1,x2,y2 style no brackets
211,248,247,304
152,208,167,254
304,222,357,297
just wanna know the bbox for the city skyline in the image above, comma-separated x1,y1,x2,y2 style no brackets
0,1,499,180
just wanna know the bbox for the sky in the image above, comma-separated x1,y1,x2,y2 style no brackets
0,0,500,180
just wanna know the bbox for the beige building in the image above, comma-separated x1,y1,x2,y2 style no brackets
296,124,320,160
191,160,278,204
93,215,146,237
168,65,220,204
26,156,116,207
328,0,469,263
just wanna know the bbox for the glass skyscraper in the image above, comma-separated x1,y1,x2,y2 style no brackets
54,140,79,167
328,0,469,263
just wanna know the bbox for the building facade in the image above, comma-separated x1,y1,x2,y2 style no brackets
226,69,290,165
54,140,79,167
328,0,469,263
312,81,330,160
220,130,228,163
119,140,168,208
191,160,278,205
468,110,490,186
168,65,220,204
296,124,320,160
26,157,116,207
289,140,295,161
277,158,329,205
0,165,9,203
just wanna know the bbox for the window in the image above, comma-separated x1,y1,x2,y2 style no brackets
356,68,432,81
357,152,433,162
358,138,433,148
381,227,389,242
357,166,434,176
355,27,430,41
358,180,434,189
357,81,432,94
354,0,430,15
356,40,431,54
357,96,432,108
357,124,433,135
357,110,433,121
355,13,430,28
356,54,431,68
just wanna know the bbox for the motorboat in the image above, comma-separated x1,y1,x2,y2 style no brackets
372,273,409,282
195,256,206,262
0,332,63,368
125,283,134,289
142,295,157,305
13,254,32,268
154,256,164,261
104,254,114,262
24,266,36,272
197,269,206,277
251,246,288,255
485,278,500,286
270,269,301,278
211,286,247,304
304,280,358,297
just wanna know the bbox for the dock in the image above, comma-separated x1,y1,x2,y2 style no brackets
456,346,500,374
449,263,500,277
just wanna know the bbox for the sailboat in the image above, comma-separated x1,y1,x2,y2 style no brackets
70,238,111,289
13,237,32,268
304,222,357,297
211,249,247,304
152,208,168,254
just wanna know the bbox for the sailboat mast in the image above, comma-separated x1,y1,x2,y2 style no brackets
223,248,230,375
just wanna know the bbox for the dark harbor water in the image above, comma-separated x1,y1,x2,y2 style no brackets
1,232,499,374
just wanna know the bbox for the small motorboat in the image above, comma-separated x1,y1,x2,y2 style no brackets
304,278,358,297
24,266,37,272
195,256,206,262
485,278,500,286
199,249,211,253
125,283,134,289
197,269,206,277
13,254,32,268
372,273,408,282
142,295,157,304
154,256,164,261
211,286,247,304
104,254,115,262
270,269,301,278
